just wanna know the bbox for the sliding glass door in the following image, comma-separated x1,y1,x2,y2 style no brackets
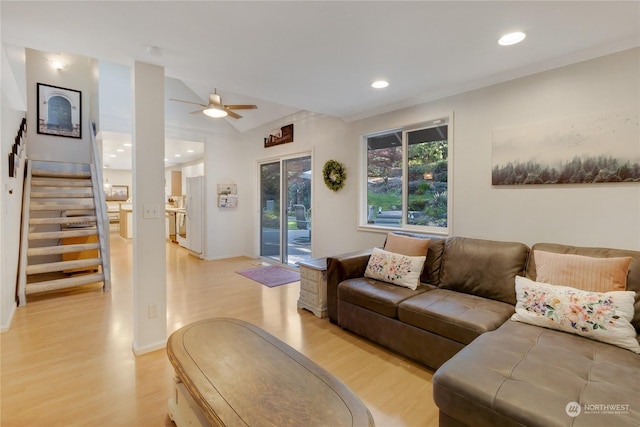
259,155,311,266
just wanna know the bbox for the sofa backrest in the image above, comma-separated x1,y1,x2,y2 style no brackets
439,237,530,305
386,232,447,285
422,237,446,285
526,243,640,333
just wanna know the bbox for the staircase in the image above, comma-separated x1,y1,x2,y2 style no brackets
17,160,111,305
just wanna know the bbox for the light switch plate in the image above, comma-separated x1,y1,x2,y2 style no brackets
143,204,161,219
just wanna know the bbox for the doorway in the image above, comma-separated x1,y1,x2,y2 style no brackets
259,155,312,266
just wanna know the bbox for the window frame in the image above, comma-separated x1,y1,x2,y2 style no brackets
358,114,453,236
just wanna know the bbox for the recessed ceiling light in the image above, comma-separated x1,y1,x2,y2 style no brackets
164,158,168,162
116,149,124,153
187,150,194,153
371,80,389,89
123,143,132,147
109,154,116,158
174,154,181,157
145,45,164,57
498,31,526,46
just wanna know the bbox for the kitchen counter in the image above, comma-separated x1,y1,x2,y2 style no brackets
166,207,185,213
119,205,133,239
166,208,184,243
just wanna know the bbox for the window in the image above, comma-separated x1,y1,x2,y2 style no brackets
361,117,451,234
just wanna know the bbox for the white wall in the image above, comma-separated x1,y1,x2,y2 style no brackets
203,133,246,260
351,48,640,249
225,111,385,261
221,48,639,261
0,86,27,331
25,49,94,163
104,169,132,197
1,43,27,330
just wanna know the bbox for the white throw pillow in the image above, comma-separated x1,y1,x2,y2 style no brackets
364,247,426,290
511,276,639,353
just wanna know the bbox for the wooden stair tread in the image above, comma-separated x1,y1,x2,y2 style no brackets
25,272,104,295
31,178,92,187
29,216,97,225
28,243,100,257
29,228,98,240
30,203,95,211
31,169,91,179
31,191,94,198
26,258,103,275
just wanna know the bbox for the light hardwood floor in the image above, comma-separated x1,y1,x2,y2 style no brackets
1,231,439,427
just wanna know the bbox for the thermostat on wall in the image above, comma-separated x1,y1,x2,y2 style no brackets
217,184,237,195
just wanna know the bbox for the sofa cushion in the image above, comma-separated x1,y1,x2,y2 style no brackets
338,278,431,318
534,250,632,292
512,276,639,353
398,289,514,345
383,232,446,285
527,243,640,332
439,237,529,305
384,232,430,256
364,247,426,290
434,320,640,427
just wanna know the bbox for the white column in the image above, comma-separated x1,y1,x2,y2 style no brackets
131,61,166,354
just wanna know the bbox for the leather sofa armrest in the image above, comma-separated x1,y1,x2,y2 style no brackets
326,249,373,323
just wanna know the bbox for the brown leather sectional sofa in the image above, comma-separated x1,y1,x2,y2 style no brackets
326,234,640,427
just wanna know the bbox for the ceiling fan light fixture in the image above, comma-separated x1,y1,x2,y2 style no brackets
203,107,228,118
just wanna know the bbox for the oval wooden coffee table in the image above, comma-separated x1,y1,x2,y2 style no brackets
167,318,374,427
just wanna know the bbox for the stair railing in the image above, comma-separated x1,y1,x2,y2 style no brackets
16,160,32,306
89,121,111,292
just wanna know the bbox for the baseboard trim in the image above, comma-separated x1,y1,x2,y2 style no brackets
202,252,247,261
132,338,166,356
1,302,17,332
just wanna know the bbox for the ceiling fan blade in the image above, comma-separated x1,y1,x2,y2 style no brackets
225,109,242,119
169,98,207,108
224,104,257,110
189,109,205,115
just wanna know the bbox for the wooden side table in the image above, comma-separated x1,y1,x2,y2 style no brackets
297,257,327,318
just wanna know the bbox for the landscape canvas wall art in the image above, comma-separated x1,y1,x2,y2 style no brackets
492,111,639,185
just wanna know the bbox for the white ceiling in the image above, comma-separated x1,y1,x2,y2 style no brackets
2,1,639,165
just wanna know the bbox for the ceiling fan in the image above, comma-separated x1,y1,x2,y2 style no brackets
170,89,257,119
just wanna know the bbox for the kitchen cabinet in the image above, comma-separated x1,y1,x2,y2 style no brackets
171,171,182,196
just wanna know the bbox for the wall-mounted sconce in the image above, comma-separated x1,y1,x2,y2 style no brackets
49,57,69,71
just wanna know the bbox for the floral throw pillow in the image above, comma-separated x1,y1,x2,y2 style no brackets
511,276,639,353
364,247,426,290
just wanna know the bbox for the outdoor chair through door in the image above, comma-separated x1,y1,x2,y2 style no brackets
293,204,311,244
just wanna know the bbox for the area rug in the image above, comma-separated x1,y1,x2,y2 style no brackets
236,265,300,288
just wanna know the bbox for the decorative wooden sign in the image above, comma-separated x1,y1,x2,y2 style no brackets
264,124,294,148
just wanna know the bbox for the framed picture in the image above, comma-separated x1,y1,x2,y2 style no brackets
106,185,129,201
264,124,294,148
492,111,640,185
37,83,82,139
